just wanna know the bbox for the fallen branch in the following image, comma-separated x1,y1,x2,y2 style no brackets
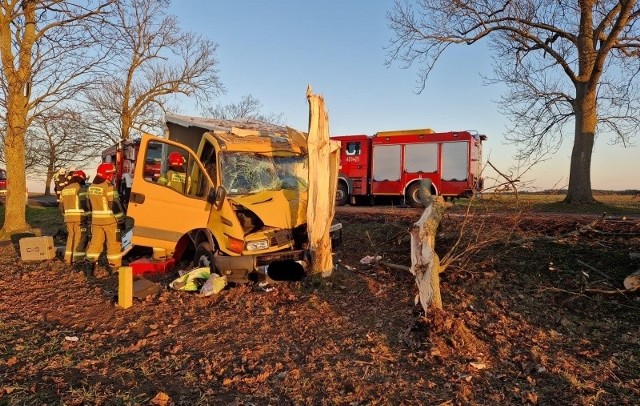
576,259,612,281
584,287,637,295
582,227,640,237
378,260,411,273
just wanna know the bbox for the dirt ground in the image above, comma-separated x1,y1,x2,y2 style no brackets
0,206,639,405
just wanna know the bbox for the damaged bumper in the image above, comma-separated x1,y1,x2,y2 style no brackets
215,249,308,283
214,221,342,283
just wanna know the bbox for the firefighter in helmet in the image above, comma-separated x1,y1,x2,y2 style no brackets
54,167,75,204
85,163,125,275
158,151,186,193
59,170,90,266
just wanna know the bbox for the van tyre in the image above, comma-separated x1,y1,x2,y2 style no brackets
193,241,216,270
336,182,349,206
406,183,425,208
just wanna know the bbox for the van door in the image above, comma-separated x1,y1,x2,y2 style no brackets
128,134,213,255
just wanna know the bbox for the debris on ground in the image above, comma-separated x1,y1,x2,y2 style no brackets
170,267,227,296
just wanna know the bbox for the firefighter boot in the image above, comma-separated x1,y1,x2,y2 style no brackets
72,261,85,273
83,262,95,278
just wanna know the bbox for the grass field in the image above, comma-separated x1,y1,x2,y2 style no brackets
0,193,638,236
464,192,640,215
0,205,64,236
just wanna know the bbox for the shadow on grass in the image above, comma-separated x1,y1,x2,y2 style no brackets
0,205,64,236
534,200,640,215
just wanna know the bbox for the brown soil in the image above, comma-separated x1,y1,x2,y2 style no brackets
0,208,639,405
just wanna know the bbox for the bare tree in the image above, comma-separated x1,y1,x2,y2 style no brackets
204,95,285,125
27,109,99,195
387,0,640,203
0,0,114,238
84,0,223,147
0,123,40,171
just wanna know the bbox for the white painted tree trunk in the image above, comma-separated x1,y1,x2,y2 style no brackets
409,183,445,313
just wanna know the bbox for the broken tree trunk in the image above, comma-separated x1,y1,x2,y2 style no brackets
306,85,341,276
410,180,446,313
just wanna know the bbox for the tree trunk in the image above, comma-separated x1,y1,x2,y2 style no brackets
565,84,596,203
410,186,446,313
1,102,30,238
0,0,35,239
44,170,53,196
121,112,131,141
306,86,340,276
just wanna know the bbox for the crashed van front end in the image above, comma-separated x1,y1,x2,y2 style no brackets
204,138,327,283
128,116,341,284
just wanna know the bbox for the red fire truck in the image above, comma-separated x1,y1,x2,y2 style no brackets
0,168,7,196
101,139,162,208
331,129,487,207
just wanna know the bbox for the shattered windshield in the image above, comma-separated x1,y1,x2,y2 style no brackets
220,152,308,195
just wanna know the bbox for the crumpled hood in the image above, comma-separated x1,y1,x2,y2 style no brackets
228,190,307,229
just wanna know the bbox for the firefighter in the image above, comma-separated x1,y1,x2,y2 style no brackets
59,170,90,266
158,151,186,193
84,163,125,275
53,168,76,203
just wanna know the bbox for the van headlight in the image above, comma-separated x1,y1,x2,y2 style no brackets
246,239,269,251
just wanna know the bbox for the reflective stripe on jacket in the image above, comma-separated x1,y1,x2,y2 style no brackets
158,170,186,193
60,183,89,222
87,181,124,225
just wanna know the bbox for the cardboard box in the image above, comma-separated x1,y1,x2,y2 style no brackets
130,257,175,276
19,236,55,261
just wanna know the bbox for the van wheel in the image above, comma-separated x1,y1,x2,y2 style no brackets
336,182,349,206
406,183,425,208
193,241,215,270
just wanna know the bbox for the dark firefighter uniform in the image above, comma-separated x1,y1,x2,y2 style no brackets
60,180,89,265
158,169,186,193
86,179,125,269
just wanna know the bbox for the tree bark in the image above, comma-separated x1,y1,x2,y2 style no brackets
566,83,596,203
306,86,340,276
410,185,445,313
44,170,54,196
0,0,35,238
2,100,30,237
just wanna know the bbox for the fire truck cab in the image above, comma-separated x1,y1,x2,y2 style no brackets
332,129,486,207
102,139,162,209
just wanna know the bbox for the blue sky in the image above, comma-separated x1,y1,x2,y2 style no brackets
167,1,639,191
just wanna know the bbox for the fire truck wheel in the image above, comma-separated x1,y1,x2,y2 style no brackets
406,183,425,208
336,182,349,206
193,241,216,270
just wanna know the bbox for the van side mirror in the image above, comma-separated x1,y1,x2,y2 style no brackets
208,185,227,210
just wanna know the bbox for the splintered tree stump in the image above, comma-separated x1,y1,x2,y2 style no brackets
409,180,445,313
306,86,340,276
